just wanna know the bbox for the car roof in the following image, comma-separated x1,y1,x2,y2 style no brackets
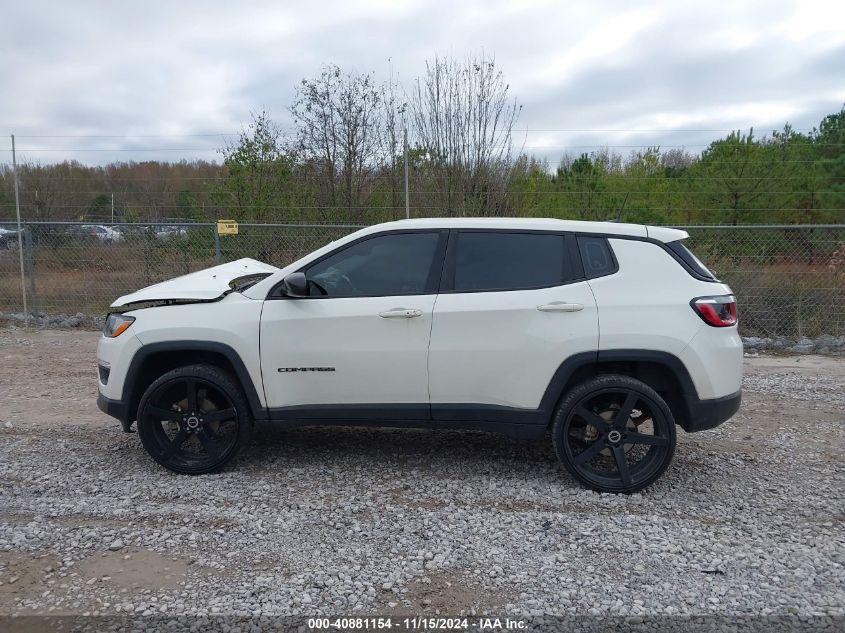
361,218,688,243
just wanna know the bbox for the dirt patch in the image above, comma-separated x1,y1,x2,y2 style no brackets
389,571,504,614
74,547,188,591
409,573,502,613
0,552,61,597
0,329,102,429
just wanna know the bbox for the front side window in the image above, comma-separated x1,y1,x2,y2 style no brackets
305,232,441,297
453,232,567,292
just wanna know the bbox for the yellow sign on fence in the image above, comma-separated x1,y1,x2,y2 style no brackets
217,219,239,235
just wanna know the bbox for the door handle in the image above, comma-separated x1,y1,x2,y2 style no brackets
537,302,584,312
378,308,423,318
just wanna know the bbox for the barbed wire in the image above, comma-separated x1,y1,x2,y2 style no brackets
6,126,823,139
1,160,834,168
9,143,845,153
3,189,842,196
1,203,843,212
0,175,838,183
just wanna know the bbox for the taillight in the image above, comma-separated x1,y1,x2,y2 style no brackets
691,295,737,327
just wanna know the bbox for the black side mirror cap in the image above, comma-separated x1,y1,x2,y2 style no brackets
281,272,308,297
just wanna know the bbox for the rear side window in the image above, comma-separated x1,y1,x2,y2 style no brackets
577,236,617,279
666,240,718,281
453,232,569,292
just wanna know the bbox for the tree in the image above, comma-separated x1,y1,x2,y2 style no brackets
87,193,111,218
213,110,292,222
661,148,695,176
619,148,671,225
768,124,824,223
555,153,610,220
378,64,407,220
688,130,779,225
291,65,382,222
176,190,201,220
814,105,845,217
409,54,522,217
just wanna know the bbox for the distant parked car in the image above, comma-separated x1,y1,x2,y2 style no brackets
0,226,21,249
154,225,188,239
77,224,124,242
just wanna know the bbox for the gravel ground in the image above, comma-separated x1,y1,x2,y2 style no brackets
0,329,843,630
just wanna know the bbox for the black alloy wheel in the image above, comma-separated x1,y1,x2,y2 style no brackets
137,364,251,474
552,375,676,493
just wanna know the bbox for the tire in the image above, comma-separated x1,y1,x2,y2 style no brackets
552,375,676,493
136,364,252,475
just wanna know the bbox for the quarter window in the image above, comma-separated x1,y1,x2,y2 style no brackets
453,232,568,292
304,232,441,297
577,236,616,278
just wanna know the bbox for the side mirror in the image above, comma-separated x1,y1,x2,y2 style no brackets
281,272,308,297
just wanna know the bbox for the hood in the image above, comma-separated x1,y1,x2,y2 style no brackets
111,258,280,308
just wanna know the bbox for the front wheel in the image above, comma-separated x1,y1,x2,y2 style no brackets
136,364,252,474
552,375,676,493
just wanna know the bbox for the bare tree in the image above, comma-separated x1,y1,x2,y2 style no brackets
410,54,522,216
291,65,382,222
379,61,406,219
661,148,696,173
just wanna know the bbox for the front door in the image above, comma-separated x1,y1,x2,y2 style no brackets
259,230,447,418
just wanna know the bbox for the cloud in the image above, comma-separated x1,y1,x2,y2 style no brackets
0,0,843,165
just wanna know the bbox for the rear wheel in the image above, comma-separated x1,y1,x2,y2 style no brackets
552,375,676,493
137,364,252,474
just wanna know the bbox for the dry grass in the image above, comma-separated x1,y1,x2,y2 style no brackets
0,237,843,336
0,245,215,314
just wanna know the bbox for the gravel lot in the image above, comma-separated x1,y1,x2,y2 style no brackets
0,329,843,629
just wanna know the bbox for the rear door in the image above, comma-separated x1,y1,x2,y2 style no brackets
428,230,598,416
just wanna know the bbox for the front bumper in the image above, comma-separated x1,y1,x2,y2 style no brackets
97,392,133,432
681,389,742,432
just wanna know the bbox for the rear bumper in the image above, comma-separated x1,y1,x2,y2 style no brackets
681,390,741,432
97,392,133,432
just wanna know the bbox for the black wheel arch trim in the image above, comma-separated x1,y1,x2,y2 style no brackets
595,349,697,395
536,348,713,431
118,341,267,428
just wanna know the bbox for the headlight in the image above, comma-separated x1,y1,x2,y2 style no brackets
103,313,135,338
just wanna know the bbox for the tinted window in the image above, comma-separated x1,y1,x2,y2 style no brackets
453,232,566,291
306,232,441,297
666,240,717,281
577,236,616,278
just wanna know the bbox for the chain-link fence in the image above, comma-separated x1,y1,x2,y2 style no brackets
682,225,844,338
0,221,843,338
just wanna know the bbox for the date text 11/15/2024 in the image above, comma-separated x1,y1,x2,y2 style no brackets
307,616,528,631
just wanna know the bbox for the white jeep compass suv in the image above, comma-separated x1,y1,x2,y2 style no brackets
97,218,742,493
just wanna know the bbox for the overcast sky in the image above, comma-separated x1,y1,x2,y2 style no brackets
1,0,844,166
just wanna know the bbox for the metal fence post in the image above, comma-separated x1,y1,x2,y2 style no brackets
11,134,28,326
22,226,39,318
213,224,221,264
143,225,153,284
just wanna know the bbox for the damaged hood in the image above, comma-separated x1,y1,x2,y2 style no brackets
111,258,280,308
